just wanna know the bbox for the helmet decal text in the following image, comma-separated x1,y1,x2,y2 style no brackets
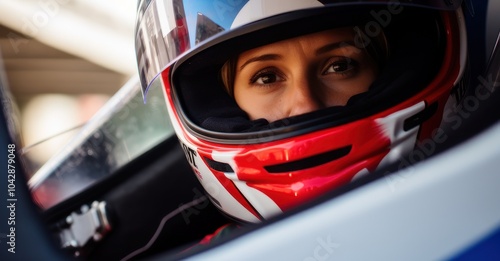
181,142,198,168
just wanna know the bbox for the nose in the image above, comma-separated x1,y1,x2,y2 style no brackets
287,78,323,117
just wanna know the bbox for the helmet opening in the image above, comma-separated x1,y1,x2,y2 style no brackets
171,5,446,143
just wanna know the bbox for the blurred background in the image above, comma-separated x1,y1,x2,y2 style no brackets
0,0,138,176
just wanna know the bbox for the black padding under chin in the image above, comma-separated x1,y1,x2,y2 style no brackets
175,8,444,134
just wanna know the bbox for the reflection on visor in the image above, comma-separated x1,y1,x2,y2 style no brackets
135,0,189,99
135,0,463,97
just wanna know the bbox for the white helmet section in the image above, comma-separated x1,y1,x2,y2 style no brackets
231,0,324,28
375,102,424,169
352,102,424,181
211,151,284,220
232,182,283,219
193,150,261,223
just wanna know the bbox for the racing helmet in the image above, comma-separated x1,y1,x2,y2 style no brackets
135,0,467,223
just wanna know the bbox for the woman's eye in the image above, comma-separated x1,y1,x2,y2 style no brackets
250,69,285,85
323,58,358,75
256,74,277,84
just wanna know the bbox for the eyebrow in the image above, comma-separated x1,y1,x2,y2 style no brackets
315,40,357,55
239,54,282,71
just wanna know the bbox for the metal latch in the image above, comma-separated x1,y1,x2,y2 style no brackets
55,201,111,257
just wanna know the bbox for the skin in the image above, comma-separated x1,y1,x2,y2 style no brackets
233,28,379,122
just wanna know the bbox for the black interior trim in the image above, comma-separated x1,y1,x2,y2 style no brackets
264,145,352,173
204,157,234,173
404,102,439,131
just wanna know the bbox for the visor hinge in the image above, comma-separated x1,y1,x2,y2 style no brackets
54,201,112,257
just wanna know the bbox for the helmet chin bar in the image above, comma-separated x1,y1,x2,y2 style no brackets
177,101,436,222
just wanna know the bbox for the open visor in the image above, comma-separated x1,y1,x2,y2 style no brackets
135,0,463,97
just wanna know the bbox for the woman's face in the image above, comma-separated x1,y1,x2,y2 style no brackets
233,28,379,122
